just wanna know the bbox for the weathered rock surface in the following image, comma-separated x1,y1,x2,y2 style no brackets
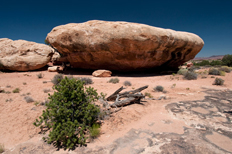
92,69,112,77
46,20,204,71
0,38,54,71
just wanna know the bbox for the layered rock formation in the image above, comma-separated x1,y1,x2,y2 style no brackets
0,38,54,71
46,20,204,71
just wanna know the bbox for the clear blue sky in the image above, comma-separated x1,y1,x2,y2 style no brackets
1,0,231,57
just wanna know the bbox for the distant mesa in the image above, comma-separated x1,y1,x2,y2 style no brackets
46,20,204,71
0,38,54,71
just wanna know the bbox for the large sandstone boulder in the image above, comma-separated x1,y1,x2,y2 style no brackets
46,20,204,71
0,38,54,71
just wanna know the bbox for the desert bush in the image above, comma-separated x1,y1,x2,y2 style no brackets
108,78,119,84
213,78,224,85
23,82,27,85
24,96,34,103
89,123,100,139
208,68,220,75
184,71,197,80
219,66,231,73
123,81,132,86
188,66,201,72
13,88,20,93
0,89,5,93
222,54,232,67
78,77,93,85
219,71,226,76
37,73,44,79
51,74,63,85
34,77,100,149
100,92,107,100
43,88,51,93
177,68,188,75
0,143,4,153
154,86,164,92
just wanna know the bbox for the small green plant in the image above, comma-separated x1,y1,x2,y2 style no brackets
51,74,63,85
172,73,176,76
184,71,197,80
123,80,132,86
37,73,44,79
213,78,224,85
34,101,40,106
24,96,34,103
5,98,13,102
208,68,220,75
23,82,27,85
13,88,20,93
145,92,153,98
186,88,190,90
177,68,188,75
109,78,119,84
5,91,11,94
0,143,4,153
89,123,100,139
34,77,100,150
154,86,164,92
171,83,176,88
100,92,107,100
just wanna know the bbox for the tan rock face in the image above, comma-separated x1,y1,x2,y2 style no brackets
46,20,204,71
0,38,54,71
92,70,112,77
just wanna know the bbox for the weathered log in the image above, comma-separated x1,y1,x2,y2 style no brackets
107,85,148,101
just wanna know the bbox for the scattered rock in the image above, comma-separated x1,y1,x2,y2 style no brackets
48,66,59,72
92,70,112,77
46,20,204,71
0,38,54,71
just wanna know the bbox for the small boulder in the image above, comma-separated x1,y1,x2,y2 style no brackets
187,62,193,68
48,66,59,72
92,70,112,77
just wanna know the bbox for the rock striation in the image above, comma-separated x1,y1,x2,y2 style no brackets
46,20,204,71
0,38,54,71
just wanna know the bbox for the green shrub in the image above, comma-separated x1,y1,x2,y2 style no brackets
154,86,164,92
145,92,153,98
123,81,132,86
37,73,44,79
208,68,220,75
100,92,107,100
51,74,63,85
13,88,20,93
177,68,188,75
34,77,100,149
213,78,224,85
219,71,226,76
222,54,232,67
184,71,197,80
89,123,100,139
109,78,119,84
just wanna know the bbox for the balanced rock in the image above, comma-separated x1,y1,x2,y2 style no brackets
92,70,112,77
0,38,54,71
46,20,204,71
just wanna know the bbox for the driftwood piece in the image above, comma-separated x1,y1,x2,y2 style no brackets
107,85,148,101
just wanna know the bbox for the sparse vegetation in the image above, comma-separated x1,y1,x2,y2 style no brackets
123,81,132,86
219,66,231,73
89,123,100,139
5,91,11,94
5,98,13,102
186,88,190,90
37,73,44,79
145,92,153,98
219,71,226,76
23,82,27,85
34,101,40,106
0,89,5,93
171,83,176,88
100,92,107,100
34,77,100,149
154,86,164,92
43,88,51,93
208,68,220,75
78,77,93,85
51,74,63,85
109,78,119,84
177,68,188,75
184,71,197,80
12,88,20,93
213,78,224,85
0,143,4,153
24,96,34,103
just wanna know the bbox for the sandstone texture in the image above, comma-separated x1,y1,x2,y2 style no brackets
92,69,112,77
46,20,204,71
0,38,54,71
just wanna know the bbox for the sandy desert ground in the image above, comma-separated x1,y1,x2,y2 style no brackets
0,67,232,154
